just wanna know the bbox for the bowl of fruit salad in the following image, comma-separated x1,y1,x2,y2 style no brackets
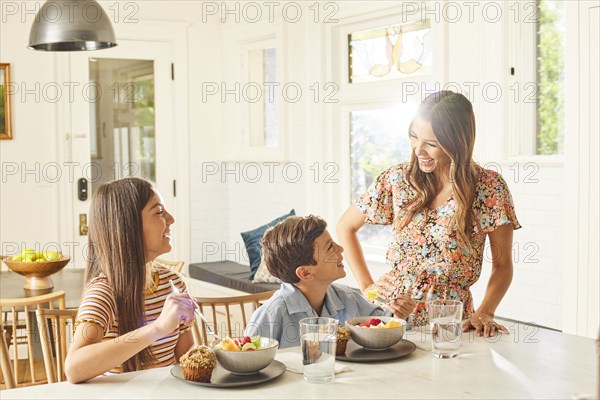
345,317,406,350
210,336,278,375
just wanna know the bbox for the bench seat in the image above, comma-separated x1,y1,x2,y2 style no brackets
189,261,280,294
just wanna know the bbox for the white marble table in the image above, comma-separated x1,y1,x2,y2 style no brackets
2,321,597,399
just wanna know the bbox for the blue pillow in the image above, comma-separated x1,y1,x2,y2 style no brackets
241,209,295,280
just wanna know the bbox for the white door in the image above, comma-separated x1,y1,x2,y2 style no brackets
66,40,177,267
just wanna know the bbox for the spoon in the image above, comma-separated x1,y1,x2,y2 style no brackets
169,279,221,341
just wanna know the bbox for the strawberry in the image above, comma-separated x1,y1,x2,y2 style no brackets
243,336,251,345
369,318,382,326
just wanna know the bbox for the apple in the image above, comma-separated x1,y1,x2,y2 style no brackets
40,250,61,261
12,248,36,262
241,342,257,351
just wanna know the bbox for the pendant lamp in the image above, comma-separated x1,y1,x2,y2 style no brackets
28,0,117,51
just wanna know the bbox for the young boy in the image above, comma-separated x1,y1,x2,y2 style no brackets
245,215,389,348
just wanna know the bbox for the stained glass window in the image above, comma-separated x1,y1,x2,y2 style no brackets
349,20,432,83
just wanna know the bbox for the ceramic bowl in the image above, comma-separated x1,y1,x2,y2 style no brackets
210,337,278,375
345,316,406,350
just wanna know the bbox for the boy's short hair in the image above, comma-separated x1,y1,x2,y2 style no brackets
261,215,327,283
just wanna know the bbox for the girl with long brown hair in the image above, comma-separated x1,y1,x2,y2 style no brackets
337,91,521,337
65,178,195,383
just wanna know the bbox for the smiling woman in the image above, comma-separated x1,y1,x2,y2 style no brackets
337,91,521,337
0,63,12,140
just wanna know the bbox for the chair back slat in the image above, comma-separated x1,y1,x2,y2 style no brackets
153,259,185,273
0,324,16,389
240,302,247,329
0,291,66,388
191,291,276,345
35,308,78,384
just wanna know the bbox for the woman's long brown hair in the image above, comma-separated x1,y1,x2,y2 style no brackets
84,177,155,372
399,91,478,252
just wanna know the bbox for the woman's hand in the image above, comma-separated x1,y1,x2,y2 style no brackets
365,271,398,300
365,272,416,320
462,310,509,337
385,294,416,320
153,293,195,336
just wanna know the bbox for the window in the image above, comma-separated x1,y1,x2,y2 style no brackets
222,26,285,161
248,47,279,148
331,13,439,253
351,105,417,248
349,20,432,83
89,58,156,191
536,0,565,155
511,0,565,157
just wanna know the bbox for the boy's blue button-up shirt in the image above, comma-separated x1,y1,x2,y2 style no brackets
245,282,383,348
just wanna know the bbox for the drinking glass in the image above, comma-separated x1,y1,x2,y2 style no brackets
427,300,463,358
299,317,337,384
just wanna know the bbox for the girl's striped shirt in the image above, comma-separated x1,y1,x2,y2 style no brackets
75,263,191,373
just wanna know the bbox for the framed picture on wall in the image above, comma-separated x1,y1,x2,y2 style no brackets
1,63,12,140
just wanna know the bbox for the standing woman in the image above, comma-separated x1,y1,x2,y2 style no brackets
65,178,195,383
337,91,521,337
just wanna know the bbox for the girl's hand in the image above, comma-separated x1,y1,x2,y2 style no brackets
154,293,195,336
385,294,416,320
462,310,509,337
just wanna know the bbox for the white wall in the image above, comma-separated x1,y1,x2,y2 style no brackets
471,165,565,329
0,5,62,260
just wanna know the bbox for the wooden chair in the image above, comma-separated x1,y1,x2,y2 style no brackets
35,309,78,384
0,323,16,389
0,291,66,387
191,291,276,345
154,258,185,273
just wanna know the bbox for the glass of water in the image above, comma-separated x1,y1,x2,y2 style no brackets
427,300,463,359
299,317,338,384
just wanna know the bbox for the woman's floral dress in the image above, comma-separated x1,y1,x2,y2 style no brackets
356,163,521,326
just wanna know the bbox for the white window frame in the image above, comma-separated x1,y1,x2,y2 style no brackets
326,4,446,259
222,24,287,161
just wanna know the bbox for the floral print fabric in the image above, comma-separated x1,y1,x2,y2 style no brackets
356,163,521,326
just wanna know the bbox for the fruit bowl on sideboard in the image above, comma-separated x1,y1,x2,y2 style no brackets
3,256,70,290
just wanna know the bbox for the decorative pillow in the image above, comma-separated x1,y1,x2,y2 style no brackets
252,259,282,284
241,209,295,280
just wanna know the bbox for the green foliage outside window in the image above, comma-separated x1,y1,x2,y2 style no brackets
536,0,565,155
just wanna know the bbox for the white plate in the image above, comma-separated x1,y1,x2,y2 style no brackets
336,339,417,362
170,360,286,388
